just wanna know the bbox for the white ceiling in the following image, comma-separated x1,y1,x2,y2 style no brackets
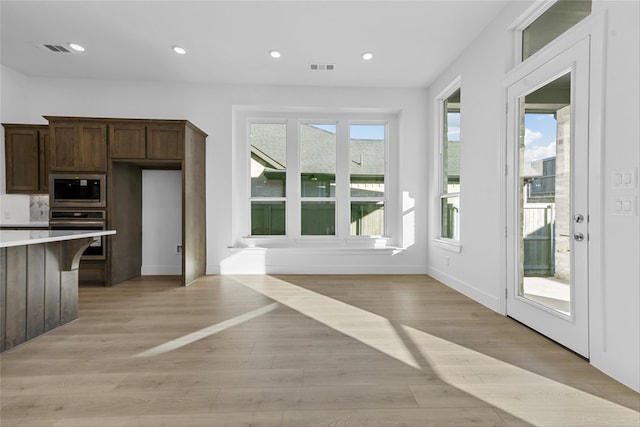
0,0,510,89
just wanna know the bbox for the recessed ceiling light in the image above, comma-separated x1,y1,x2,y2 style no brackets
269,49,281,59
68,42,85,52
362,52,374,61
172,45,187,55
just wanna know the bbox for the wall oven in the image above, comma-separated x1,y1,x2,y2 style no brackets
49,210,107,260
49,174,106,208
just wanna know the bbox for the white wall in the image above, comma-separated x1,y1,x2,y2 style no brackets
589,0,640,393
142,170,182,275
427,0,639,391
0,64,34,194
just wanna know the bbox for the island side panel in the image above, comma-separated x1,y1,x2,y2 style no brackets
60,270,79,324
44,242,61,332
5,246,27,350
26,244,45,340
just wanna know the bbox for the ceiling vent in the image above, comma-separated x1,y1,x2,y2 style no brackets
309,63,335,71
44,44,70,53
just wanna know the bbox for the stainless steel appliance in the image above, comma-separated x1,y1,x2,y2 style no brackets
49,210,107,260
49,174,106,208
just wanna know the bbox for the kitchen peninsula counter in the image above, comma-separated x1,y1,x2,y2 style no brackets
0,229,116,352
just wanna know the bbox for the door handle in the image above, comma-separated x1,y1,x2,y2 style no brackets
574,232,585,242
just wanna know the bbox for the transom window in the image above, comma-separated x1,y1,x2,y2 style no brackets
243,112,395,244
521,0,592,61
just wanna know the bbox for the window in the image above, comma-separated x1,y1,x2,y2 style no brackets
244,112,394,244
350,124,386,236
439,87,461,242
300,123,337,235
250,123,287,235
521,0,591,61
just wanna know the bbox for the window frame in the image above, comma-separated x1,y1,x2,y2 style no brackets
434,77,462,251
238,109,398,248
509,0,592,68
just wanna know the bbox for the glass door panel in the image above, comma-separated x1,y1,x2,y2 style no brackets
518,73,572,316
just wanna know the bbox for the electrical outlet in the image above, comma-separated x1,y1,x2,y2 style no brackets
445,256,450,266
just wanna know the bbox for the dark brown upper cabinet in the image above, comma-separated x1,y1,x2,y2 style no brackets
147,123,183,160
47,118,107,172
109,123,146,159
109,121,183,160
2,124,50,194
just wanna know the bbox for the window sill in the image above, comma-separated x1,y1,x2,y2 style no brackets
432,238,462,253
228,240,406,256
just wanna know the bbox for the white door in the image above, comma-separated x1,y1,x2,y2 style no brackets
505,37,590,357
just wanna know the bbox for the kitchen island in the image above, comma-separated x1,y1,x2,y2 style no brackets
0,229,116,352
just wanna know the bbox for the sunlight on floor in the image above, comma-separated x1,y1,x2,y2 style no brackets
227,275,639,427
133,302,280,357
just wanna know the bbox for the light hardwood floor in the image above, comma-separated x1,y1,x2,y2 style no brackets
1,274,638,427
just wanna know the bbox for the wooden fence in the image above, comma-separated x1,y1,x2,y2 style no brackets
523,204,555,276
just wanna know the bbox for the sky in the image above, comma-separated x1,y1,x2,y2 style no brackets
311,124,385,140
314,114,556,163
524,113,557,163
447,112,460,142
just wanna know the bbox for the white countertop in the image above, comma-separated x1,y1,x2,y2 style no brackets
0,230,116,248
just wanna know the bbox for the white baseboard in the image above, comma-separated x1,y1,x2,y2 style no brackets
426,266,500,312
209,263,428,275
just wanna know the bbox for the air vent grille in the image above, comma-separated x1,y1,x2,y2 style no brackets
309,63,335,71
44,44,70,53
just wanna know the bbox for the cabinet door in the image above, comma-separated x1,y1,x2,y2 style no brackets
147,124,183,160
4,127,40,193
50,123,80,171
79,124,107,171
39,130,50,192
50,122,107,171
109,123,146,159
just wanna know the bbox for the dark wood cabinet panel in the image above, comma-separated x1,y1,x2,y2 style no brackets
78,261,106,285
49,121,107,172
49,123,78,171
183,125,207,285
109,123,146,159
147,124,183,160
2,124,49,194
80,124,108,171
39,130,50,192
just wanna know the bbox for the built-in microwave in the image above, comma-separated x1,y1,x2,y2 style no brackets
49,174,106,208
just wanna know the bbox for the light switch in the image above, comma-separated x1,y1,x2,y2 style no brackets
614,172,623,187
613,168,637,189
613,196,637,216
